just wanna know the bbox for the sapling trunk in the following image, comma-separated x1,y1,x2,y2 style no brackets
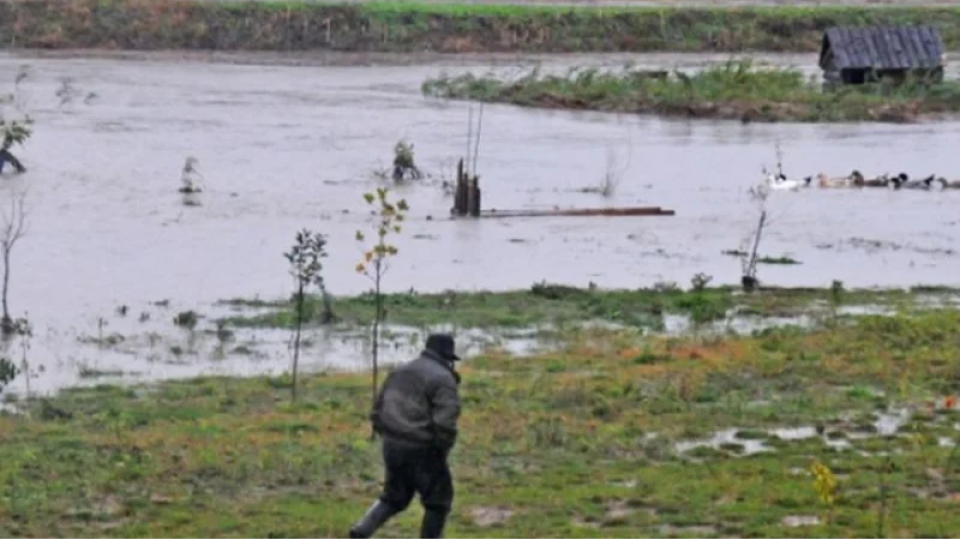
1,244,10,333
743,210,767,292
355,188,407,439
20,332,29,398
370,259,383,440
284,228,329,403
291,281,304,402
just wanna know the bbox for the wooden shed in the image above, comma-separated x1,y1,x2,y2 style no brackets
819,26,946,86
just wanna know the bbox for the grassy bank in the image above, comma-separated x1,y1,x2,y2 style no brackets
217,282,960,330
3,307,960,537
5,0,960,53
423,62,960,122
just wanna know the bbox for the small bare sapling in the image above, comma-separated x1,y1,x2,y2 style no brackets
14,316,31,397
284,229,330,402
593,145,629,197
56,77,81,110
355,188,408,432
1,191,28,336
581,127,633,197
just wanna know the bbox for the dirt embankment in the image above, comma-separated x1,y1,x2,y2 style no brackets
3,0,960,53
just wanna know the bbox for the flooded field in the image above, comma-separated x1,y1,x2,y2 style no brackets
4,50,960,394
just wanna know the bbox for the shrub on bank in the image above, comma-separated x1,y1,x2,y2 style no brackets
4,0,960,52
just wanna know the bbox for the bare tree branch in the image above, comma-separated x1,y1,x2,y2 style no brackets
1,190,28,331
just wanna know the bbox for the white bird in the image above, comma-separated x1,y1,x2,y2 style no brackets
763,171,807,192
180,156,204,193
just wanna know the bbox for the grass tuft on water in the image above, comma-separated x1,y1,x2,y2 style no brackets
423,60,960,123
217,283,960,330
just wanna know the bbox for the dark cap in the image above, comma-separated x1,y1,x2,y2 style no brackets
425,333,460,362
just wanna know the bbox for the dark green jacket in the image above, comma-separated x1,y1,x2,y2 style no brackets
371,349,461,453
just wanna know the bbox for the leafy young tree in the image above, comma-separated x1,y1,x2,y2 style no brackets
355,188,408,428
1,65,33,174
283,229,329,402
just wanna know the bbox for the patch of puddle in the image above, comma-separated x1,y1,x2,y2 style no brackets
875,408,911,435
609,479,638,489
605,501,634,521
915,293,960,309
2,300,557,398
664,313,814,336
677,410,914,457
659,524,717,537
825,438,852,449
13,293,960,400
770,426,818,440
602,499,656,522
782,515,820,528
664,303,899,337
837,304,897,316
675,428,772,456
773,426,854,449
470,506,513,527
572,517,599,529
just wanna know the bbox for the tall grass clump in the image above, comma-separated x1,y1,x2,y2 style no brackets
424,60,960,123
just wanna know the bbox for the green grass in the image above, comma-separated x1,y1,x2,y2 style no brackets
7,0,960,52
723,251,802,265
3,308,960,536
423,61,960,122
216,283,960,331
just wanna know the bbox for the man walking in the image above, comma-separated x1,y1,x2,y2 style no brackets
349,334,462,539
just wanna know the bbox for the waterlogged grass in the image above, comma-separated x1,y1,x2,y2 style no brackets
424,62,960,123
217,283,959,330
7,0,960,52
3,310,960,536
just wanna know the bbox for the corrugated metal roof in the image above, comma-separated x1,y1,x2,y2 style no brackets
819,26,945,71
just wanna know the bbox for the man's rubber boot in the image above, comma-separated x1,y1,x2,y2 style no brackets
419,508,449,539
348,501,399,539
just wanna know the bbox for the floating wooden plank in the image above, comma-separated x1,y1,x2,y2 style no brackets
452,206,676,219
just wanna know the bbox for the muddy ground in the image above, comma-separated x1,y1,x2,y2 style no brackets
3,50,960,394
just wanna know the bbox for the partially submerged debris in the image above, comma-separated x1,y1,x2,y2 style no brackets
468,206,675,219
173,310,198,329
392,140,422,182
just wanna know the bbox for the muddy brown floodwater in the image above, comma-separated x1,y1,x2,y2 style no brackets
2,51,960,395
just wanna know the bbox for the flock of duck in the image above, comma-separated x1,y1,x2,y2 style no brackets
177,155,960,197
762,170,960,192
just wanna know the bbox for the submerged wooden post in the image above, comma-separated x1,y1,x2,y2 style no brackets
466,175,476,218
470,175,481,217
454,159,466,216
